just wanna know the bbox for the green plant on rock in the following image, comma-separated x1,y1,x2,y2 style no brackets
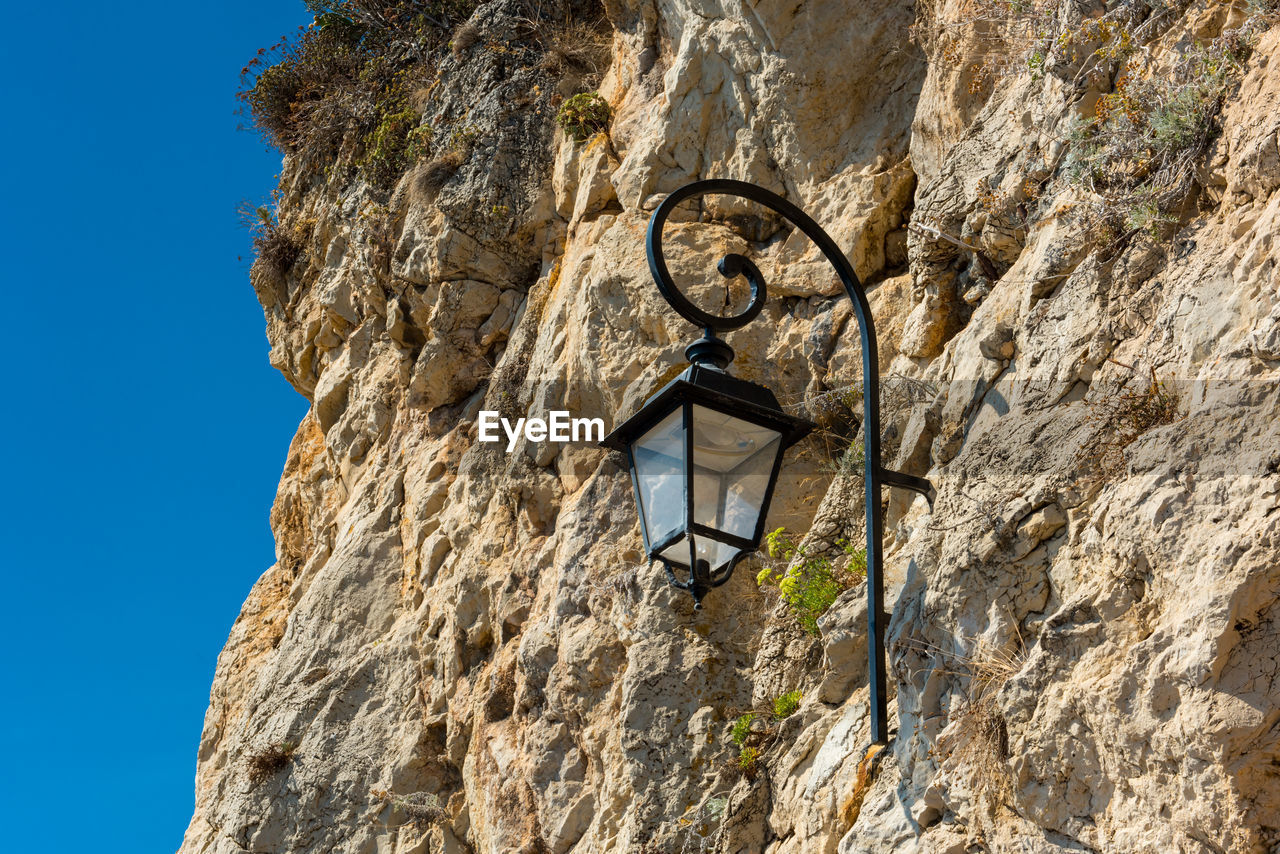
838,538,867,575
359,104,430,188
737,746,761,777
727,712,765,780
556,92,611,142
826,441,866,477
757,528,865,635
440,123,479,155
773,690,802,720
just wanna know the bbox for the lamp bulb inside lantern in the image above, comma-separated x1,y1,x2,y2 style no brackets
694,423,757,457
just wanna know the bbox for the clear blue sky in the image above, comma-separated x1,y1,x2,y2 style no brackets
0,3,314,851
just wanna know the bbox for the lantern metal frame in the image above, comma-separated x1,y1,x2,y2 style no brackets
606,178,936,745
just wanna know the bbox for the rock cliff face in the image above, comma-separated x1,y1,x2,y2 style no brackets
183,1,1280,852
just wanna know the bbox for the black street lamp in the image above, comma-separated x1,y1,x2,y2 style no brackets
602,179,935,745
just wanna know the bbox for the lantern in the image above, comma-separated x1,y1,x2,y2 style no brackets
603,362,811,605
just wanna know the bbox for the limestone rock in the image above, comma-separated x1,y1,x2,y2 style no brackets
183,2,1280,853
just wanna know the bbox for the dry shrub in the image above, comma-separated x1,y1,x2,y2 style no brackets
1078,362,1180,480
373,789,448,830
238,2,476,174
1067,31,1257,242
513,0,611,84
418,146,467,196
414,147,474,208
797,373,935,477
247,741,300,785
256,225,304,277
241,202,307,280
411,122,477,197
538,17,612,84
238,17,373,154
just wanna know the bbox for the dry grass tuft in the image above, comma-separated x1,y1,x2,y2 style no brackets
373,789,448,831
247,741,300,785
914,632,1026,808
538,17,612,84
451,19,482,56
418,147,467,196
1079,362,1180,480
938,646,1016,802
414,123,476,197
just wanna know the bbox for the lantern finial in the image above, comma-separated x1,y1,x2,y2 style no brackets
685,330,734,370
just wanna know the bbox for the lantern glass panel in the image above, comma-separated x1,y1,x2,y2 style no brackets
658,532,741,570
690,405,782,541
632,407,685,547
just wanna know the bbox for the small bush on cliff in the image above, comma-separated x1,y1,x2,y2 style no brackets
358,101,431,189
1067,39,1247,242
247,740,299,785
772,690,802,720
238,2,477,167
238,14,371,153
757,528,865,635
536,15,613,86
556,92,611,142
241,201,306,280
737,746,761,778
726,712,767,780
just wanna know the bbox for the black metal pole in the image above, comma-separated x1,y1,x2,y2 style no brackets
645,179,934,745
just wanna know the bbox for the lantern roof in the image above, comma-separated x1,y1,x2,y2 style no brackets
601,365,814,454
